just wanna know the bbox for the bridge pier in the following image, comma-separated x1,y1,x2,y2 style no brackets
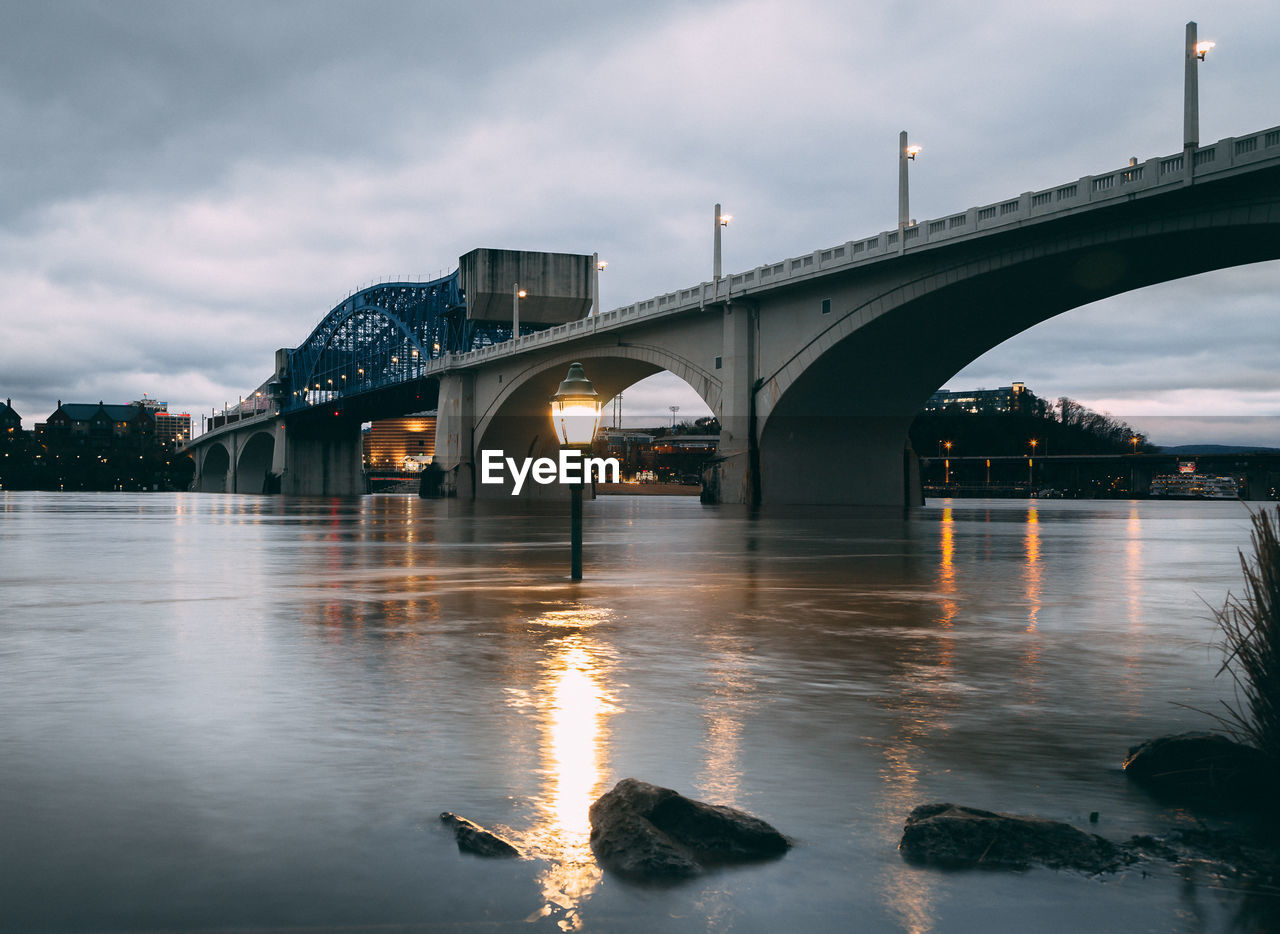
757,415,922,506
707,303,760,504
280,420,363,496
434,372,476,498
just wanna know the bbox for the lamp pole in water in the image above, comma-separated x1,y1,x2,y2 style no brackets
551,362,602,581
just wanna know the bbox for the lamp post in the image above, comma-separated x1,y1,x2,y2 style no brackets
899,131,922,230
1184,21,1214,154
551,362,602,581
592,253,607,316
513,284,527,336
713,203,731,282
1028,438,1038,485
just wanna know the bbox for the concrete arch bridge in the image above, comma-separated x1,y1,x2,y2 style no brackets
185,124,1280,505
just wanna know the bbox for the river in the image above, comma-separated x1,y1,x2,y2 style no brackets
0,492,1275,932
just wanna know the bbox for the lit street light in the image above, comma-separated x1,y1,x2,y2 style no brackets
592,253,607,316
551,362,602,581
513,284,527,336
713,204,731,282
1184,21,1215,152
899,131,922,230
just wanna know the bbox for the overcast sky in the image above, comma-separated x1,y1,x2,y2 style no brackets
2,0,1277,445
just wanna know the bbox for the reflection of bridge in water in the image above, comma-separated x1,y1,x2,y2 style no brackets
185,123,1280,506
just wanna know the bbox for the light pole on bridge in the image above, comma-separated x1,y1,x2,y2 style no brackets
1184,21,1215,154
713,203,731,282
898,131,922,230
592,253,607,316
512,284,527,337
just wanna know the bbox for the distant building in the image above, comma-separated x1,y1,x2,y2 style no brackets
363,414,437,472
133,396,192,446
922,381,1044,416
1,398,20,435
39,401,155,446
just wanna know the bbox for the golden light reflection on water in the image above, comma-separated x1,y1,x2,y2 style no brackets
515,606,618,932
1119,505,1146,712
1019,505,1044,699
1024,506,1042,633
872,507,967,934
695,632,755,808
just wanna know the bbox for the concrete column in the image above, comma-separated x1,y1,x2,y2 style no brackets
281,421,363,496
270,421,288,485
435,371,476,499
757,415,918,506
228,432,239,493
708,302,758,504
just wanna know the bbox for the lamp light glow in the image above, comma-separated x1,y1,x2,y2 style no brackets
1195,40,1215,59
906,144,922,159
550,362,601,448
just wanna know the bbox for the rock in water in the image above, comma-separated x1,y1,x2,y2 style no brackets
1123,732,1274,806
899,803,1123,873
439,812,520,858
589,778,790,880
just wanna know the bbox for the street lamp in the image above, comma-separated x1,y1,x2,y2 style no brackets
592,253,607,316
1184,21,1214,152
1028,438,1038,485
551,362,602,581
899,131,922,230
513,284,527,335
713,204,731,282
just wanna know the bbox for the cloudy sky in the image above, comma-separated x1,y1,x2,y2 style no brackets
2,0,1277,445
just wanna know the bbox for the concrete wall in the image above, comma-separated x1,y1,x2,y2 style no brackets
459,248,593,325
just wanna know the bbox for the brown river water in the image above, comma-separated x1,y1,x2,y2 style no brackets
1,491,1276,933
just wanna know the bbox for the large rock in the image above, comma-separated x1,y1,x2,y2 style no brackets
439,812,520,858
589,778,790,880
1123,732,1275,806
899,803,1124,873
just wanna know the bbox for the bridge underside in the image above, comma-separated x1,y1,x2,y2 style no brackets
750,168,1280,505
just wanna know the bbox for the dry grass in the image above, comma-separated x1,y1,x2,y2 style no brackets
1212,505,1280,761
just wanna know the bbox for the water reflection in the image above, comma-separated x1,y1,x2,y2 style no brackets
1120,505,1146,713
696,635,753,808
518,606,618,932
872,505,966,934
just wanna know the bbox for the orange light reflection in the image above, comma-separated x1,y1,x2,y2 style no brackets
518,607,617,932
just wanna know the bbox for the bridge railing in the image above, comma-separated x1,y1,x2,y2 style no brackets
431,124,1280,371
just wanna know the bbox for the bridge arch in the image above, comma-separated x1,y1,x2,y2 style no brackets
471,344,720,497
234,430,277,493
197,441,231,493
754,171,1280,504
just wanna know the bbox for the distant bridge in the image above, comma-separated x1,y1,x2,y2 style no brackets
184,123,1280,505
